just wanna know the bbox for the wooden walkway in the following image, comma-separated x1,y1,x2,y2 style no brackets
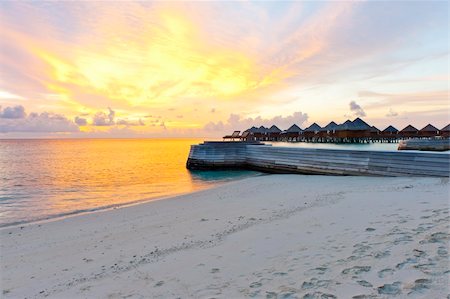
186,141,450,177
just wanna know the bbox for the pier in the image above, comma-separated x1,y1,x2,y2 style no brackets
187,141,450,177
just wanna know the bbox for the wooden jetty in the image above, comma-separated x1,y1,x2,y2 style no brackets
187,141,450,177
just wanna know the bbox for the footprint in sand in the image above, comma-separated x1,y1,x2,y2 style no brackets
373,250,390,259
423,232,449,244
352,243,372,256
413,249,426,258
306,266,328,276
377,268,394,278
396,257,417,270
393,234,414,245
265,291,278,298
413,263,436,274
356,280,373,288
352,295,377,299
407,278,432,295
249,281,262,289
154,281,164,287
303,292,337,299
302,278,334,290
341,266,371,275
378,282,402,295
210,268,220,274
437,246,448,257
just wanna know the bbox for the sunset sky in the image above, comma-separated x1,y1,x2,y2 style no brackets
0,1,448,138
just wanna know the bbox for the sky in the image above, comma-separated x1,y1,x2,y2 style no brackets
0,1,448,138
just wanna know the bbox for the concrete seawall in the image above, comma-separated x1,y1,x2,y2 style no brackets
186,141,450,177
398,138,450,151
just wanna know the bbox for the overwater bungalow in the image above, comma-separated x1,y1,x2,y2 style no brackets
241,127,257,141
318,121,339,138
381,125,399,142
334,118,371,141
267,125,282,141
370,126,381,139
303,123,322,140
419,124,439,137
382,125,398,135
282,124,303,141
399,125,419,139
253,126,268,141
441,124,450,137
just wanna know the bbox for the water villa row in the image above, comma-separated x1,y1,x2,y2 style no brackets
223,118,450,143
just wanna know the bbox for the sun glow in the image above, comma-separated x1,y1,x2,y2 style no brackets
28,9,283,111
1,1,448,137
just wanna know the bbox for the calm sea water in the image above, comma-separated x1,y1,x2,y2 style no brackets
0,139,258,227
1,139,446,227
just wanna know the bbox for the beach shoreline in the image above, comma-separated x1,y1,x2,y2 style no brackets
0,177,243,229
1,175,449,298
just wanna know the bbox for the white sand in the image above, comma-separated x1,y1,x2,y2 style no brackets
1,175,449,298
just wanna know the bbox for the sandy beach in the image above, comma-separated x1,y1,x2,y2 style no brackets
1,175,449,298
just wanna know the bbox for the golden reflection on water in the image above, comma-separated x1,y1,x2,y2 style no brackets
0,138,251,226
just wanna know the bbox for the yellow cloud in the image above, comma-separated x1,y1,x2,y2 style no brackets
26,7,287,111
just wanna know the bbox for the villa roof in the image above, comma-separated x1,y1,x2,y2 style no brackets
335,120,355,131
254,126,268,133
370,126,381,133
382,125,398,133
419,124,438,132
304,122,322,132
268,125,282,133
285,124,302,133
441,124,450,132
352,118,372,130
245,126,258,133
321,121,339,131
400,125,418,132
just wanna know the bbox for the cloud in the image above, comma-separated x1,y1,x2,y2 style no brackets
0,106,79,133
92,107,115,126
74,116,87,126
349,101,366,117
107,107,115,123
92,112,113,126
386,108,398,117
0,1,447,138
0,105,26,119
204,111,309,133
358,90,387,97
363,90,447,109
116,118,145,126
204,121,224,132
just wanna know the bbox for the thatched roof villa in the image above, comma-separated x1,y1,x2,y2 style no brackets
441,124,450,137
399,125,419,138
419,124,439,137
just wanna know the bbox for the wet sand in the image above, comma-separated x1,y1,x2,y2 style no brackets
1,175,449,298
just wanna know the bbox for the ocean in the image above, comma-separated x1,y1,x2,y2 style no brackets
0,138,258,227
1,139,446,227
